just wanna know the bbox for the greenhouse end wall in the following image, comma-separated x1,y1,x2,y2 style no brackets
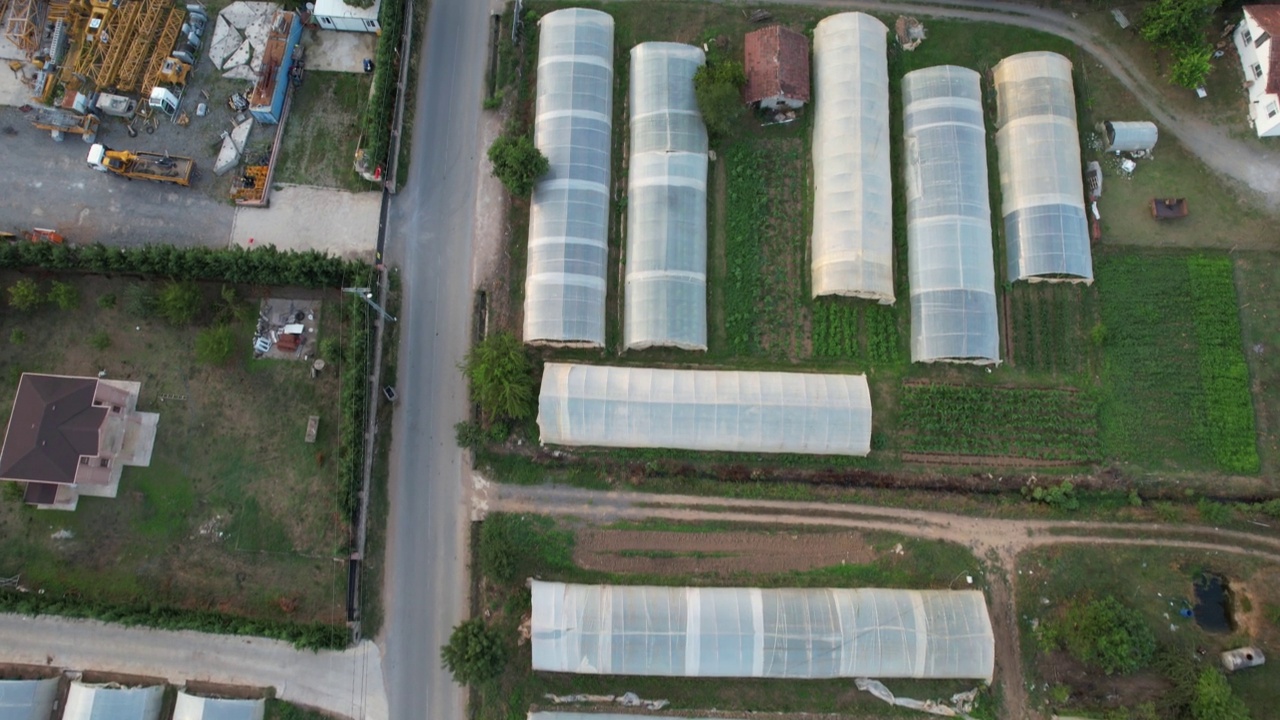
523,8,615,347
531,581,996,681
811,12,895,302
625,42,709,351
537,363,872,456
992,51,1093,284
902,65,1000,365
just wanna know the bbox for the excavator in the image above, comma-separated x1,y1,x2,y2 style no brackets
86,143,195,186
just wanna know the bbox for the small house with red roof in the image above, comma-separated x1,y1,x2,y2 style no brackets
743,25,811,110
1235,6,1280,136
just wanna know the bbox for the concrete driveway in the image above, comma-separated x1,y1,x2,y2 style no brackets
0,107,234,247
231,184,380,259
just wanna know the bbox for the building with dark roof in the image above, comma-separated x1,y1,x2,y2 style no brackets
1235,5,1280,136
0,373,159,510
742,25,811,110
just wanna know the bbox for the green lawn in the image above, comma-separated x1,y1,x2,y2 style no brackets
0,274,348,625
275,71,379,192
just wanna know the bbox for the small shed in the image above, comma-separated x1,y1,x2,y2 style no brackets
248,10,303,124
743,25,811,110
1103,121,1158,153
309,0,380,33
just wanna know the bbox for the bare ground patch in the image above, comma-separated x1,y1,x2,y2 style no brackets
572,528,879,576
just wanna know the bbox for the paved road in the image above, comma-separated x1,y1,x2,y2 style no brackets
0,107,233,246
0,614,387,719
379,0,491,720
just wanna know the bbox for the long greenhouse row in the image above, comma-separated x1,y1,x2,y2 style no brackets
522,9,1094,363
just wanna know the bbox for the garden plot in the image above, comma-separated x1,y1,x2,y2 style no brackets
0,274,348,627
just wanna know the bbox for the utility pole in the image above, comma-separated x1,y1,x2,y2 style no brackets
342,287,397,323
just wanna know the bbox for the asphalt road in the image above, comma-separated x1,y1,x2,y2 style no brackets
379,0,491,719
0,614,388,719
0,107,233,246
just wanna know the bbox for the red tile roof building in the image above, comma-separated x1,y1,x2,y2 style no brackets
743,25,811,109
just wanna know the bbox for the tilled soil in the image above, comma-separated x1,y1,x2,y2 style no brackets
573,529,878,576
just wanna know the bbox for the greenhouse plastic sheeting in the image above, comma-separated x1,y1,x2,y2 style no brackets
812,13,894,302
63,682,164,720
524,8,615,346
902,66,999,365
531,581,996,681
537,363,872,455
993,51,1093,283
625,43,709,351
0,678,58,720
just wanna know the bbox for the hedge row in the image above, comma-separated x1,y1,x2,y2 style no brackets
0,589,348,650
361,0,407,173
0,242,369,289
339,294,372,518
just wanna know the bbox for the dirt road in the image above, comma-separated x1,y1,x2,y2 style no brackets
487,482,1280,720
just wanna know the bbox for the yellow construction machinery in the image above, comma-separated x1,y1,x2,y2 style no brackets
87,143,194,186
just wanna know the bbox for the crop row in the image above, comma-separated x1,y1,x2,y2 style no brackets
865,304,902,364
723,145,767,355
898,383,1101,461
812,300,860,359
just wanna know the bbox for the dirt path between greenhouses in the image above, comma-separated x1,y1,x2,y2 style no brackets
481,481,1280,720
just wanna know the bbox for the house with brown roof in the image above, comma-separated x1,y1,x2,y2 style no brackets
1235,5,1280,136
743,25,811,110
0,373,159,510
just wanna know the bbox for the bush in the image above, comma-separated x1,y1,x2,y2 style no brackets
338,295,372,517
1191,667,1251,720
441,618,507,686
7,278,42,311
360,0,407,172
320,337,342,364
124,283,157,318
693,59,747,143
462,332,535,424
1198,498,1232,525
1022,481,1080,511
158,281,202,325
455,420,506,451
196,325,237,365
48,281,80,310
89,331,111,350
1170,44,1213,88
487,134,549,197
9,329,25,345
1048,596,1156,675
97,293,117,309
1140,0,1221,49
3,482,23,502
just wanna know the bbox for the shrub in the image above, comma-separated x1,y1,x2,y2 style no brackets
359,0,407,172
461,332,535,424
441,618,507,686
1050,596,1156,675
1170,44,1213,89
1191,667,1251,720
97,293,117,309
1140,0,1221,49
89,331,111,350
1022,481,1080,511
320,337,342,364
196,325,237,365
124,283,157,318
694,59,747,144
487,134,549,197
1090,322,1108,347
9,329,25,345
157,281,202,325
48,281,80,310
7,278,42,311
1198,498,1232,525
3,482,23,502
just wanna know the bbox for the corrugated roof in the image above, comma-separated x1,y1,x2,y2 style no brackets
743,25,811,104
1246,6,1280,94
0,374,105,484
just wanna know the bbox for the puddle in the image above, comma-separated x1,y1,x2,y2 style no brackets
1193,573,1234,633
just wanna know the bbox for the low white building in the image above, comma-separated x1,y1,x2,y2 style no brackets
1235,6,1280,137
310,0,380,32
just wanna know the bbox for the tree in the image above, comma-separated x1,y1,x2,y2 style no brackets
487,134,549,197
7,278,42,311
693,59,747,143
157,281,202,325
1054,596,1156,675
48,281,80,310
196,325,237,365
1140,0,1222,49
461,332,535,423
1171,44,1213,89
1191,668,1251,720
441,618,507,685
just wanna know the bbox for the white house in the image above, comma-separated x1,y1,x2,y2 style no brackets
310,0,380,32
1234,6,1280,137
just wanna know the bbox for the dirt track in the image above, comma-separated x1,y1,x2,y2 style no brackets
483,482,1280,720
573,528,879,576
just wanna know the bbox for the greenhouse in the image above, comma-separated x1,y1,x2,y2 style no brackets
902,66,1000,364
625,42,709,351
172,692,266,720
531,581,996,681
0,678,58,720
524,8,615,346
63,682,164,720
537,363,872,456
993,51,1093,283
811,12,894,302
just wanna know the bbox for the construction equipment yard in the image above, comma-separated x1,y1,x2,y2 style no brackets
0,0,380,255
